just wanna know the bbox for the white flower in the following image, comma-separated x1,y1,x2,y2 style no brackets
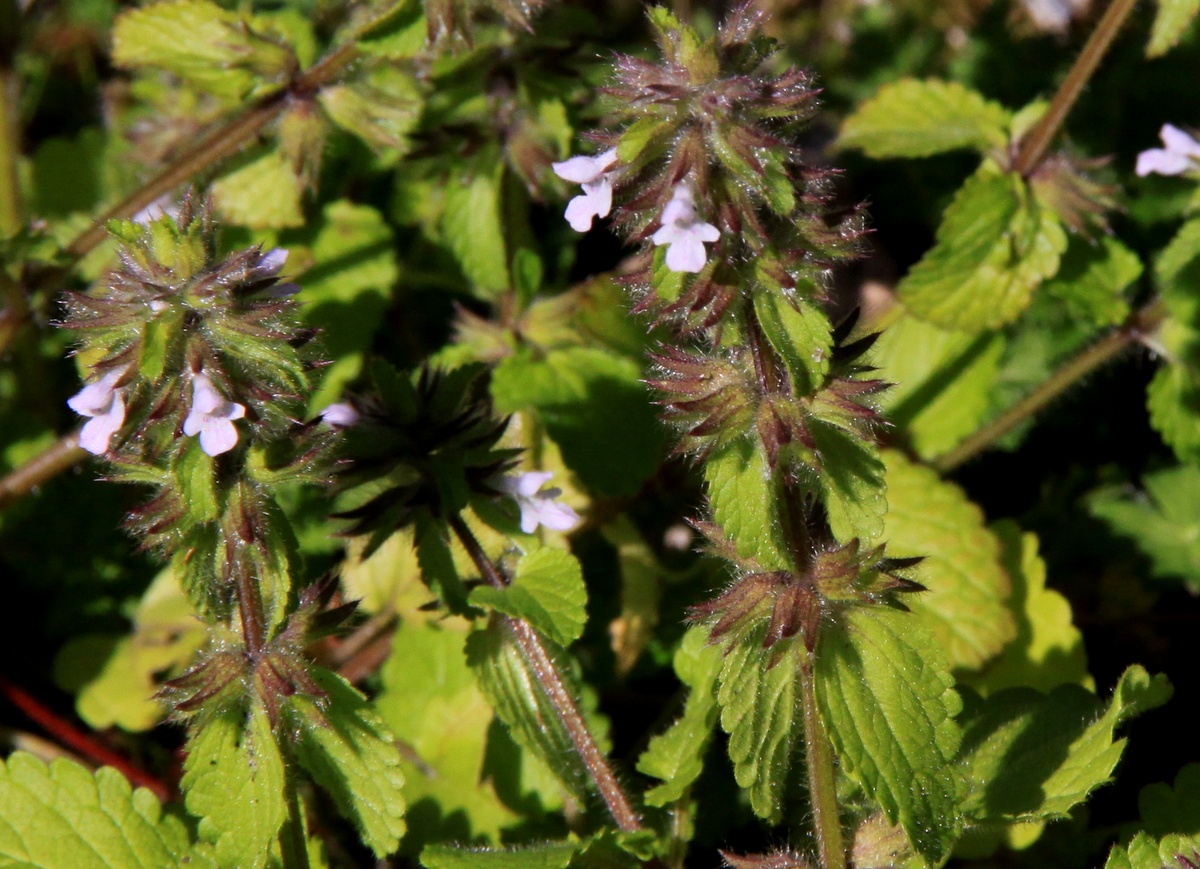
1137,124,1200,177
320,402,359,428
553,149,619,233
67,367,128,455
183,372,246,456
651,183,720,273
254,248,289,278
498,471,581,534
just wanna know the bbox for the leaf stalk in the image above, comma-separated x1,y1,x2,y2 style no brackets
447,512,644,834
1012,0,1140,176
932,298,1165,473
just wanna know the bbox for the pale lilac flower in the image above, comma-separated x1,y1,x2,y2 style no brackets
1137,124,1200,177
320,402,359,428
552,149,619,232
254,248,289,277
652,184,720,273
1020,0,1089,34
498,471,581,534
67,367,128,455
183,372,246,456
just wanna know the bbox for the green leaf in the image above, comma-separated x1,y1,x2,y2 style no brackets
1089,465,1200,593
0,752,198,869
1108,832,1200,869
466,617,608,805
704,437,788,569
897,166,1067,331
182,705,286,869
1148,0,1200,56
753,291,831,394
637,625,723,807
293,200,398,408
491,347,663,498
873,310,1006,460
421,842,579,869
717,630,802,823
318,67,422,162
112,0,288,101
375,618,530,850
958,665,1172,823
1042,235,1139,327
289,669,407,858
1157,217,1200,287
837,79,1011,159
809,421,887,544
210,149,303,230
470,548,588,647
173,438,218,523
602,517,666,676
816,606,963,864
442,159,509,297
967,521,1090,695
54,567,205,732
1138,764,1200,838
881,450,1014,671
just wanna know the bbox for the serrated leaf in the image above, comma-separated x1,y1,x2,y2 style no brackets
466,617,607,804
816,606,963,863
375,619,526,849
470,548,587,647
1042,235,1139,327
0,752,197,868
1108,832,1200,869
898,166,1067,331
490,347,662,498
1148,0,1200,56
967,521,1090,695
1157,217,1200,287
838,79,1011,159
421,842,579,869
874,309,1006,460
1089,465,1200,593
210,149,303,230
809,421,887,544
443,159,509,297
637,625,723,806
704,437,788,569
173,438,218,523
182,705,286,869
881,450,1014,671
111,0,288,101
1138,764,1200,838
318,67,422,161
753,291,831,394
717,630,802,822
289,669,407,858
958,665,1172,823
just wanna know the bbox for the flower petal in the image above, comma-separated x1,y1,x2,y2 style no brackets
535,499,581,532
552,149,618,184
665,235,708,273
256,247,289,277
565,194,601,232
516,471,555,497
199,419,240,456
321,403,359,427
1162,124,1200,159
1137,148,1193,177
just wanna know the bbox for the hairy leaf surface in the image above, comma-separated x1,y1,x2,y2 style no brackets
470,548,588,647
420,842,578,869
704,438,789,569
816,606,963,863
1148,0,1200,57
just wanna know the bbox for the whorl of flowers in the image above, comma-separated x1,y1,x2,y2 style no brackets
553,5,864,332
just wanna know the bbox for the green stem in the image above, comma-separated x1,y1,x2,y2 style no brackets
447,513,644,834
932,299,1165,473
278,774,312,869
800,655,845,869
63,41,360,261
0,66,20,238
1011,0,1140,176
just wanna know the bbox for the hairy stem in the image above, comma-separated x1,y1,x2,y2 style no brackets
0,433,85,510
279,772,312,869
64,41,359,261
447,513,643,833
1012,0,1140,176
933,299,1165,473
799,656,845,869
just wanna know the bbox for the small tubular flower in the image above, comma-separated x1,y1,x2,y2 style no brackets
184,372,247,456
553,149,619,232
1137,124,1200,177
498,471,581,533
652,184,721,273
67,367,128,455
